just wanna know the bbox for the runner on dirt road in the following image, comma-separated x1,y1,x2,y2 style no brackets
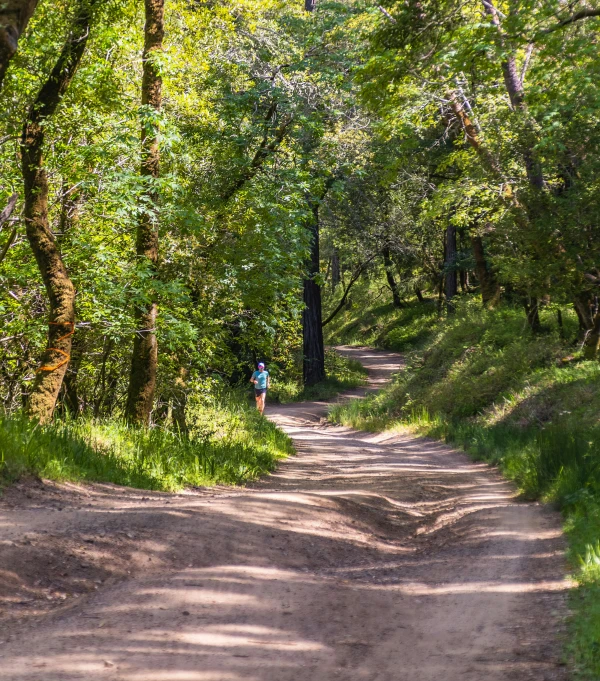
250,362,270,414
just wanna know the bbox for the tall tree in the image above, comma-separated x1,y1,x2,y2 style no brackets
303,194,325,386
445,223,457,313
0,0,38,91
471,234,499,307
21,0,95,423
125,0,164,425
383,246,402,308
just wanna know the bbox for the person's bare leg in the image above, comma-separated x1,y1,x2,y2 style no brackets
255,395,261,412
259,393,266,414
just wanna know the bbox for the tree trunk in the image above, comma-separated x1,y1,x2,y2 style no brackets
415,286,424,303
21,0,94,423
125,0,164,425
445,223,457,313
471,235,500,306
524,297,541,333
0,0,39,91
331,247,340,291
584,311,600,360
303,203,325,386
482,1,545,190
383,246,402,308
172,366,189,436
61,332,82,415
573,292,594,338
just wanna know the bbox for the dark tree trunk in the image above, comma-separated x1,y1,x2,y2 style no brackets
62,332,82,415
415,286,424,303
303,203,325,386
21,0,94,423
126,0,164,425
445,223,457,313
574,292,595,339
383,246,402,308
331,247,340,291
0,0,38,91
471,235,500,306
172,366,189,435
525,297,542,333
556,309,565,338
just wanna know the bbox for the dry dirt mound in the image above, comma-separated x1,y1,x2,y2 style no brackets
0,347,570,680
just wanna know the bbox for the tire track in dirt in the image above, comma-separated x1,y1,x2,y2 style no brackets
0,346,570,680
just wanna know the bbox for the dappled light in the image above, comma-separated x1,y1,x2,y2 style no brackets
0,348,569,680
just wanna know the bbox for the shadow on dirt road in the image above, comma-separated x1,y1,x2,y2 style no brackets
0,346,570,680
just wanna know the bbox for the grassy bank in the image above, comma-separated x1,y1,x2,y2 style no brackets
0,391,293,492
328,294,600,679
268,347,367,403
0,348,365,493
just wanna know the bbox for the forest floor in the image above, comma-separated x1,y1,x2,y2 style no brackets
0,347,572,680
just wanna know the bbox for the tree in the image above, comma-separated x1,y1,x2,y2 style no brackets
125,0,164,425
21,0,95,423
0,0,38,91
303,190,326,386
383,246,402,308
445,223,457,313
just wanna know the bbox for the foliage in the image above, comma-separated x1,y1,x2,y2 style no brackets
328,293,600,678
324,278,439,350
269,347,367,403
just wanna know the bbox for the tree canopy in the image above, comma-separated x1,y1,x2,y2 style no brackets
1,0,600,421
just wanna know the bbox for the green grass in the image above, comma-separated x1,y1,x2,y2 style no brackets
328,295,600,679
268,347,368,403
323,280,439,351
0,391,293,492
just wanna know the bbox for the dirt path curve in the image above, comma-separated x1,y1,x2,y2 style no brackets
0,347,570,680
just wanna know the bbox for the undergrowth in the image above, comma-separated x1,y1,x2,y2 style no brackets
269,347,367,403
0,391,293,492
323,280,439,351
328,294,600,679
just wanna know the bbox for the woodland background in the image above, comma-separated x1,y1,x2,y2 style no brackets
2,1,600,675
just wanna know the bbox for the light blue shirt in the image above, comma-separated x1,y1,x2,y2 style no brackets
252,370,269,389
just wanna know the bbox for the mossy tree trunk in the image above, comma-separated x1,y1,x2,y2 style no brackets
125,0,164,425
0,0,39,91
21,0,94,423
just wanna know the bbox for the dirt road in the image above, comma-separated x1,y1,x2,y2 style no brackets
0,347,570,680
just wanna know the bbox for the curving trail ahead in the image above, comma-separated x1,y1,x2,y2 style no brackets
0,347,570,680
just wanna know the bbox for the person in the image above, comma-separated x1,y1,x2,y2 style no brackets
250,362,270,414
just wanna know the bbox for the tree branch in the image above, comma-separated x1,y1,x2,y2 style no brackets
221,102,293,203
0,192,18,231
0,226,18,265
540,8,600,35
322,255,376,328
376,5,396,23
